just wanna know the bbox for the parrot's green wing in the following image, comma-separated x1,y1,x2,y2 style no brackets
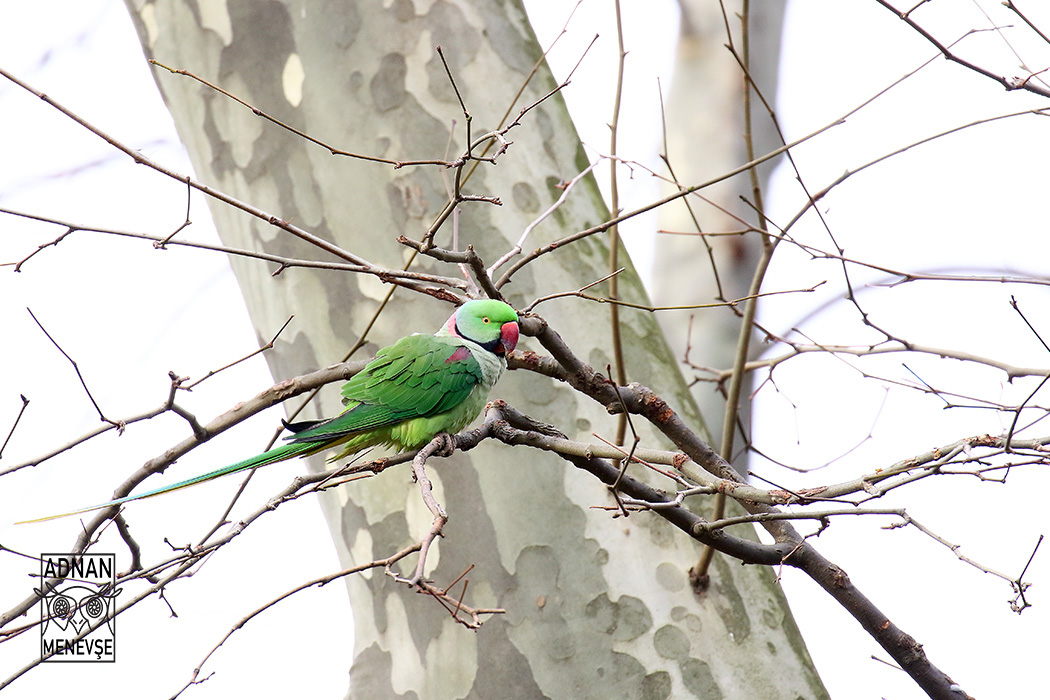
284,333,484,445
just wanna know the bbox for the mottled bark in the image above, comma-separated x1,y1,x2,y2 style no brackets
123,1,825,698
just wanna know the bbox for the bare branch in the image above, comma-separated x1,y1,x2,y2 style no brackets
873,0,1050,97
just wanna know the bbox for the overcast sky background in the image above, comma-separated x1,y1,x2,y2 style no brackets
2,1,1050,699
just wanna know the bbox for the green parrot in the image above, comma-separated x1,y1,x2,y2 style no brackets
23,299,519,523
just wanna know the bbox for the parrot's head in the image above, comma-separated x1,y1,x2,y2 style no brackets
447,299,519,357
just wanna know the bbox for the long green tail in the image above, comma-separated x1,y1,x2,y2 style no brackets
18,441,314,524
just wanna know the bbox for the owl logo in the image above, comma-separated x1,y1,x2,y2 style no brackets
36,583,120,637
36,553,120,662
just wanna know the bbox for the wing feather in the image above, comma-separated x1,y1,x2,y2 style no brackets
288,334,482,446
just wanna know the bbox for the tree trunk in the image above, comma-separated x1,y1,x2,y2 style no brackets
653,0,786,449
123,0,826,697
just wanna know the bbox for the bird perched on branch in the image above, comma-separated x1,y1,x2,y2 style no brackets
23,299,519,523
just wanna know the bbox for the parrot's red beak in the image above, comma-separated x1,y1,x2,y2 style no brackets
497,321,519,356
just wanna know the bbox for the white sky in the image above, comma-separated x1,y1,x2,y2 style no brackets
2,1,1050,699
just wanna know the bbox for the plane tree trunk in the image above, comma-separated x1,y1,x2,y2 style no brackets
123,1,825,697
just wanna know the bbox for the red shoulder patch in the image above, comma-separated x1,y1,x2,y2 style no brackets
445,346,471,364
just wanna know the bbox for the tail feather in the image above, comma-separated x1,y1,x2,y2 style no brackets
17,441,313,524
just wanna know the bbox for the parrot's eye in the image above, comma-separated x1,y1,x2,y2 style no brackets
482,317,490,324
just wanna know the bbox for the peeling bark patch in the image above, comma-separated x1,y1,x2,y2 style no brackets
348,642,420,700
318,0,361,49
287,150,324,226
506,548,580,662
584,593,617,634
467,620,549,700
387,173,429,221
653,624,690,660
584,593,653,642
392,0,415,22
646,511,678,548
211,0,301,180
519,365,559,405
349,528,374,579
681,612,703,635
139,3,159,47
282,53,304,106
537,109,559,166
543,618,576,661
679,658,723,700
512,181,540,213
478,0,541,74
761,606,781,630
711,554,751,642
345,508,411,634
222,0,295,115
198,0,233,45
348,70,364,94
642,671,673,700
371,53,407,112
610,652,648,695
424,2,481,102
611,595,652,641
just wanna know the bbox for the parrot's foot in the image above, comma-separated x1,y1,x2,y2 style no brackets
431,432,457,458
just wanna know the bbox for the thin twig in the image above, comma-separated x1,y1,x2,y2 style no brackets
0,395,30,459
184,316,295,390
26,307,120,431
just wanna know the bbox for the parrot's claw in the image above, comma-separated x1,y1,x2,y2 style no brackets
432,432,457,458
